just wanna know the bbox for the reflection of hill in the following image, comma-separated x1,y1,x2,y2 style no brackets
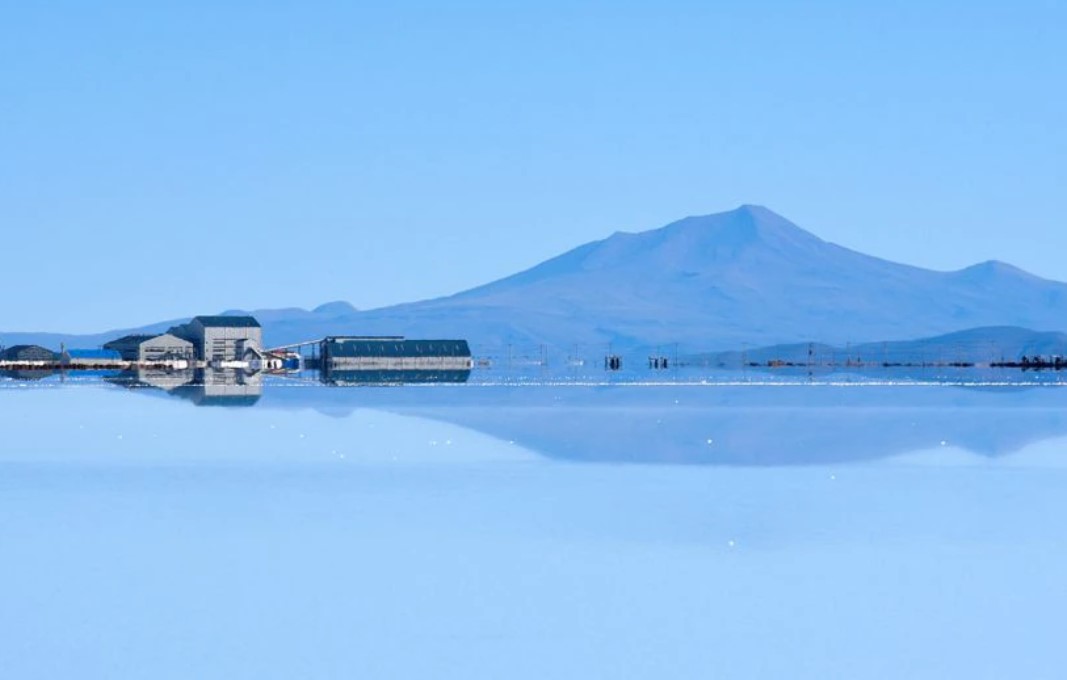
262,385,1067,465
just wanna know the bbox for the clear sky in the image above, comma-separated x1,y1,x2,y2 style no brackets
2,0,1064,333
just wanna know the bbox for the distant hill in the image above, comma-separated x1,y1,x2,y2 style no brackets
688,326,1067,368
4,205,1067,353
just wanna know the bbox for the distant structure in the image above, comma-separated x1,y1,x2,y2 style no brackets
104,333,195,363
169,315,263,363
0,344,56,364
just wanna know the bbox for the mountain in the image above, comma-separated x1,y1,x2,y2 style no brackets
4,205,1067,353
691,326,1067,368
308,204,1067,351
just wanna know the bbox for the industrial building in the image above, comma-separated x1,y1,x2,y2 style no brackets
0,344,56,364
105,333,194,364
169,316,263,363
322,336,471,367
318,336,473,384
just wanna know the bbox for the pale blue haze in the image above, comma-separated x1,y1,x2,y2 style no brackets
1,1,1065,332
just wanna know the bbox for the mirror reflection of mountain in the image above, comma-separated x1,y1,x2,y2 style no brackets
258,384,1067,466
8,368,1067,464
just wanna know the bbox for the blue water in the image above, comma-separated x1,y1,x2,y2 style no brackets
2,375,1066,678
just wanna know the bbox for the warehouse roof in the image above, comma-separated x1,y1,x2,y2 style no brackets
2,344,55,355
104,330,156,348
105,334,156,346
193,316,261,328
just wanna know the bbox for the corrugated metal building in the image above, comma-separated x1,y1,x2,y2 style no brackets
169,316,262,362
320,337,473,383
0,345,57,363
322,337,471,363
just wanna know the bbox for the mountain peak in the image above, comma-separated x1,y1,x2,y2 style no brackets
641,204,825,257
955,260,1039,282
313,300,358,316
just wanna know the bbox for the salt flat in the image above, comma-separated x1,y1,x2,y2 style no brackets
1,378,1065,679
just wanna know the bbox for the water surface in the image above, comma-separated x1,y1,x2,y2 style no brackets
1,376,1065,679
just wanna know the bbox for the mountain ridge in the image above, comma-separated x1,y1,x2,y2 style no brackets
3,205,1067,353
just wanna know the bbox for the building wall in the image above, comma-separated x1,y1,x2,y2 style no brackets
138,334,194,363
323,338,471,360
169,318,263,361
201,326,263,362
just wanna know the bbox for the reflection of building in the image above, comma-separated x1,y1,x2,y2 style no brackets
322,367,471,386
107,367,196,391
171,368,263,406
0,369,56,381
169,316,262,363
60,349,125,367
108,367,262,406
0,344,56,364
104,334,194,363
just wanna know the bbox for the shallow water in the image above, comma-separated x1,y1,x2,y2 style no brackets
2,375,1066,679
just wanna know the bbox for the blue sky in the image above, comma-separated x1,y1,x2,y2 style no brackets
2,0,1064,333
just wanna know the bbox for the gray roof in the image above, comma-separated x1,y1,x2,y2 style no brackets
193,316,261,328
105,334,156,346
3,344,54,354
